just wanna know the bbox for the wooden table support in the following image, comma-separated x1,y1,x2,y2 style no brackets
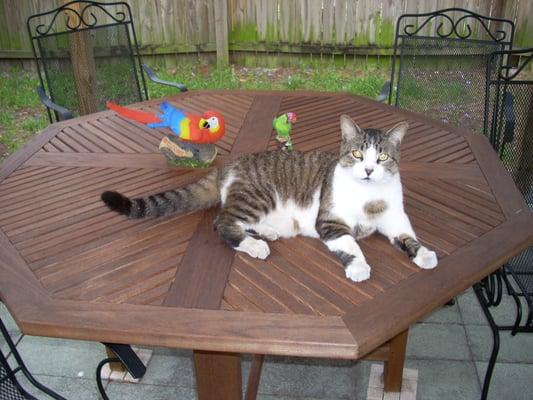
194,350,243,400
383,329,409,392
245,354,265,400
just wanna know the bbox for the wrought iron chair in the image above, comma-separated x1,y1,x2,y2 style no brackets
473,47,533,400
0,316,66,400
380,8,514,134
26,0,186,123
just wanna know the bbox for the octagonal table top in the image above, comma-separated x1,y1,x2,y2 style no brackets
0,90,531,360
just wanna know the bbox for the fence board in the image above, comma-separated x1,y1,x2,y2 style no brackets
304,0,321,43
2,0,532,66
322,0,335,44
515,0,533,47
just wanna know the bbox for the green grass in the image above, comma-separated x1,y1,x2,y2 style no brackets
0,68,49,161
0,62,388,162
146,61,388,98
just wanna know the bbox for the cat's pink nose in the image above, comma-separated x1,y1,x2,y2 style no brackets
365,168,374,176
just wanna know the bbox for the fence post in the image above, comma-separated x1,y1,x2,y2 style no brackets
214,0,229,66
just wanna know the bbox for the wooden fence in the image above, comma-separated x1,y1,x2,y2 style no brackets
1,0,532,68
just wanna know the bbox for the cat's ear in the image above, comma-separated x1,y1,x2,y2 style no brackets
385,121,408,145
340,115,364,142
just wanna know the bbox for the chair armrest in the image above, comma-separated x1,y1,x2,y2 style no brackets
376,81,391,103
502,91,515,145
142,64,187,92
36,86,73,121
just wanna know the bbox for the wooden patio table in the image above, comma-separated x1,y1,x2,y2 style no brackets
0,90,531,399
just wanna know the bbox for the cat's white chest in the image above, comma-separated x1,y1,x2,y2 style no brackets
331,165,403,230
250,191,321,239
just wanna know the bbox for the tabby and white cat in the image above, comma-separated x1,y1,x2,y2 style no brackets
101,115,437,282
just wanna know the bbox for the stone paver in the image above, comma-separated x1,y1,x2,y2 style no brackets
2,287,531,400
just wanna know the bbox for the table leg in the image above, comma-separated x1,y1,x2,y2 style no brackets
383,329,409,392
245,354,264,400
194,350,242,400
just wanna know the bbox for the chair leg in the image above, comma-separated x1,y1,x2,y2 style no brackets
383,329,409,392
105,346,126,373
102,343,146,379
473,284,501,400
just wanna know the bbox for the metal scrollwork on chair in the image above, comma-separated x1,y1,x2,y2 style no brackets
400,8,513,42
29,1,132,37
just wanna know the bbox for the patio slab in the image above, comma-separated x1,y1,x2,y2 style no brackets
244,355,362,399
15,335,106,379
474,362,533,400
1,302,19,333
405,359,480,400
1,302,21,355
421,301,463,325
133,348,195,388
105,381,197,400
457,287,523,326
2,287,533,399
466,324,533,363
406,323,471,361
20,374,101,400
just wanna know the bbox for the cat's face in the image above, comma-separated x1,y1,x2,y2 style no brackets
338,115,407,183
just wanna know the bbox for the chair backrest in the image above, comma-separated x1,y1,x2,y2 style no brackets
485,48,533,207
389,8,514,134
27,0,148,122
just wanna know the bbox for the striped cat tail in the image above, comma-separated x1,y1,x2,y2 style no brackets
101,170,220,218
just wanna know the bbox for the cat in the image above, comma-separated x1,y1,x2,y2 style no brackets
101,115,438,282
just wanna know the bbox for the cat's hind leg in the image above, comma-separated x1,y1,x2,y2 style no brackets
214,211,270,259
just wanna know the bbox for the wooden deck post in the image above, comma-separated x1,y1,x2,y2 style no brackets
64,1,98,115
383,329,409,392
214,0,229,66
194,350,242,400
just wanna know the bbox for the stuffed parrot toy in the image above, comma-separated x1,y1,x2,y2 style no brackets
106,101,225,144
273,112,297,151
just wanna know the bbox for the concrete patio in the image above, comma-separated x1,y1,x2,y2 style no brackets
2,287,532,400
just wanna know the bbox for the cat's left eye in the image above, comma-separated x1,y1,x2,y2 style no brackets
378,153,389,161
352,150,363,159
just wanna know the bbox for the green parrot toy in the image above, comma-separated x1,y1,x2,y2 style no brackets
273,112,297,151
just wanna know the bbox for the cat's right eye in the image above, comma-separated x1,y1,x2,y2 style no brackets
352,150,363,159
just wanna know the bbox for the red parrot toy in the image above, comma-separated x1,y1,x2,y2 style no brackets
106,101,225,144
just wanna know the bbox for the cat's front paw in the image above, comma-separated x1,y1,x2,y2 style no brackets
345,258,371,282
236,237,270,259
413,246,438,269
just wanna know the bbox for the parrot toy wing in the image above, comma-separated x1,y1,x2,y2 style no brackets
106,101,225,144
